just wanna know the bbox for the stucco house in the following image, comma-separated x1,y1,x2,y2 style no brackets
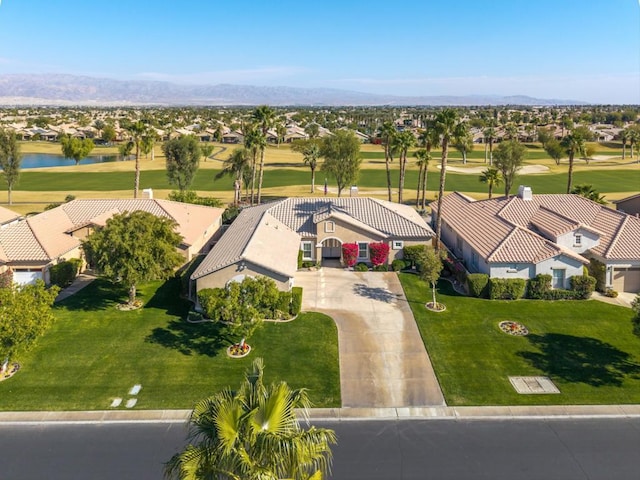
432,187,640,293
0,199,224,286
614,193,640,217
190,197,434,298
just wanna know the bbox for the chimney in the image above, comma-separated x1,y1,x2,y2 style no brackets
518,185,533,201
350,185,358,197
142,188,153,199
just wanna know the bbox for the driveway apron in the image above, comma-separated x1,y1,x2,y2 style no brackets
296,268,445,408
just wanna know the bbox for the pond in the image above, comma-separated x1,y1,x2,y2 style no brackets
18,153,120,169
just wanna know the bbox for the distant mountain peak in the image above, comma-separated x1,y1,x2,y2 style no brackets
0,73,587,106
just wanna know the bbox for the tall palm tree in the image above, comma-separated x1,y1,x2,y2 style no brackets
128,120,148,198
414,148,430,210
620,128,629,160
479,167,502,199
380,121,397,201
483,125,496,165
394,130,415,204
166,358,336,480
453,124,473,164
434,109,463,252
629,128,640,163
243,125,265,205
292,140,321,193
561,131,586,194
252,106,275,204
216,147,251,205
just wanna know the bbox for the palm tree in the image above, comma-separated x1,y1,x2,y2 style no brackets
292,140,321,193
243,125,265,205
620,128,629,160
166,358,336,480
561,131,586,194
216,147,251,205
479,167,502,199
629,128,640,163
252,106,275,204
453,124,473,164
414,148,430,210
434,109,463,253
571,183,606,204
380,121,397,201
483,125,496,165
128,120,148,198
394,130,415,204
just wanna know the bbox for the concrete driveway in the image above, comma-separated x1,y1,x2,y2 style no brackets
295,268,445,408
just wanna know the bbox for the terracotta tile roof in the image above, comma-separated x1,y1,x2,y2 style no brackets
191,203,300,280
0,206,20,225
435,192,640,264
0,220,49,262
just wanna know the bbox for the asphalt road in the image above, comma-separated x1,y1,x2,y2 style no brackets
1,418,640,480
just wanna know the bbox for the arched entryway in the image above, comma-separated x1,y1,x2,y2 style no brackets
321,237,342,261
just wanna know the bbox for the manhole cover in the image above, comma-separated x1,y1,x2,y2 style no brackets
509,376,560,394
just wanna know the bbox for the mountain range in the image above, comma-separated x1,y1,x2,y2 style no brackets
0,74,586,107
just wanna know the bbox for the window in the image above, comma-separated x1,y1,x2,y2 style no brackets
574,234,582,247
301,241,313,260
552,269,565,289
357,242,369,259
471,252,478,269
456,236,463,254
392,240,404,250
324,221,335,233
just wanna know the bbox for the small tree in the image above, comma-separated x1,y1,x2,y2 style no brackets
369,242,390,266
493,139,527,197
320,130,361,197
82,211,184,305
0,128,22,205
0,281,59,373
60,136,95,165
341,243,359,268
416,248,444,308
163,136,202,192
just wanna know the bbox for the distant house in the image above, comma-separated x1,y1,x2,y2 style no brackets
0,199,224,286
222,130,245,144
191,197,434,299
614,193,640,217
432,187,640,293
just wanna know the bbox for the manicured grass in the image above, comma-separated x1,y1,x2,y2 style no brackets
5,167,640,194
399,273,640,406
0,278,340,411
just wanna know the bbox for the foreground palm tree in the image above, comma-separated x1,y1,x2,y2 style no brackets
394,130,415,204
561,131,586,194
414,148,430,210
128,120,148,198
253,106,276,204
479,167,502,199
216,147,250,204
166,358,336,480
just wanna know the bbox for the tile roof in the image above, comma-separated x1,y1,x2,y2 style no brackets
0,199,223,265
0,206,20,225
434,192,640,264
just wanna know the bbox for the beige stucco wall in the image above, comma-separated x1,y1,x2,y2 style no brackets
616,196,640,216
194,260,292,300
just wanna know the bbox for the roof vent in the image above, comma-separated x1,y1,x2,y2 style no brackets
518,185,533,201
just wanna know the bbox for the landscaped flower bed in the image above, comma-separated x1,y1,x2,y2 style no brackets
498,321,529,336
425,302,446,312
0,362,20,382
227,343,251,358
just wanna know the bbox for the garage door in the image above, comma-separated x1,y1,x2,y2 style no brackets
612,267,640,293
13,270,43,285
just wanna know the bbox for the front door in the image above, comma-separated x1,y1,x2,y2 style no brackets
322,238,342,259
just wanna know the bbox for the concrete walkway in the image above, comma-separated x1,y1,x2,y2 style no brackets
296,268,445,408
591,291,636,308
54,271,97,302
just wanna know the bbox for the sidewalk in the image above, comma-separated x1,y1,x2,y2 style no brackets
2,405,640,424
55,271,97,302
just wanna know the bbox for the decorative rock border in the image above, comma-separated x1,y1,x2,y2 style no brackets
116,301,143,311
499,321,529,336
425,302,447,312
226,344,252,358
0,362,20,382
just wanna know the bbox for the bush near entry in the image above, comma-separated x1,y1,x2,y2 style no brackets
467,273,489,298
49,258,82,288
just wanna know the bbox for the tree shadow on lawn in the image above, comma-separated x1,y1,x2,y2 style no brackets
146,318,232,357
55,279,126,312
143,277,190,317
517,333,640,387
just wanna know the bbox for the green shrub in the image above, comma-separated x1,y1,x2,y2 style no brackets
222,205,241,225
355,263,369,272
403,245,427,267
570,275,596,299
605,288,618,298
276,291,292,319
526,274,552,299
49,259,82,288
290,287,303,315
0,269,12,289
297,250,303,269
301,261,315,268
391,259,406,272
467,273,489,298
488,278,526,300
373,264,388,272
588,258,607,292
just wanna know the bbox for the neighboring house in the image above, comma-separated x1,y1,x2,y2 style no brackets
614,193,640,217
432,187,640,293
0,199,224,286
0,206,21,228
222,130,245,144
191,197,434,298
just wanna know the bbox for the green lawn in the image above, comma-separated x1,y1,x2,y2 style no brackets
399,273,640,406
0,278,340,411
6,167,640,194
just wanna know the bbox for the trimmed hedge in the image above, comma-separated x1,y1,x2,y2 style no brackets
373,264,388,272
467,273,489,298
354,263,369,272
297,250,304,269
526,274,552,299
403,245,427,267
49,258,82,288
588,258,607,292
570,275,596,299
290,287,303,315
488,278,526,300
391,259,406,272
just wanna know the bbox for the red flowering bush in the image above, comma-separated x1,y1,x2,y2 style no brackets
342,243,359,267
369,242,390,266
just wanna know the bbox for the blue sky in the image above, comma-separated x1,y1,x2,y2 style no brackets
0,0,638,103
